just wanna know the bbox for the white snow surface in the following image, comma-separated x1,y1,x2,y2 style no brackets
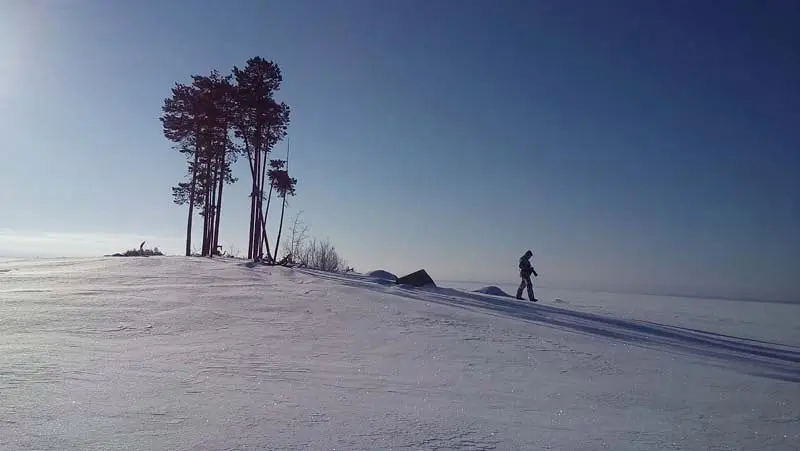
364,269,397,281
1,257,798,450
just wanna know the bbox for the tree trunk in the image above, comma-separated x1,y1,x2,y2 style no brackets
248,146,260,259
201,172,208,256
185,152,199,256
262,183,277,260
208,158,219,257
202,155,214,257
247,179,257,258
261,213,272,263
241,136,257,260
257,149,269,260
273,138,290,262
274,194,287,262
254,143,265,260
263,182,274,236
212,156,225,256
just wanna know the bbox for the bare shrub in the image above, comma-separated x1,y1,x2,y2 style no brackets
300,237,346,272
282,210,309,263
110,241,164,257
276,212,347,272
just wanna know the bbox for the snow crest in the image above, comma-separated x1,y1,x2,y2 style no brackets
473,285,512,297
365,269,397,281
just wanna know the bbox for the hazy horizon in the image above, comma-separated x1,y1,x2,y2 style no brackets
0,251,796,304
2,1,798,302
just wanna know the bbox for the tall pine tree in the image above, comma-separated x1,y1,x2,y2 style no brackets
230,57,290,262
162,71,236,257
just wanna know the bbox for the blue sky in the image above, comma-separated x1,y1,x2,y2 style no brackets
1,0,798,301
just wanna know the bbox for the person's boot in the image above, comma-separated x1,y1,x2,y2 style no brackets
527,285,537,302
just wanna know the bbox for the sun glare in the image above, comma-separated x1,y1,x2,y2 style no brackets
0,2,43,102
0,12,24,101
0,28,16,100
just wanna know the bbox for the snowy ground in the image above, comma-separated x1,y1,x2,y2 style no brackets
1,257,797,450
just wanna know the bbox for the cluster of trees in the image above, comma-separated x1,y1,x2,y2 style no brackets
161,56,347,272
160,57,296,262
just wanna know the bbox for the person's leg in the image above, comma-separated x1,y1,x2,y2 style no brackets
526,277,535,301
516,278,526,299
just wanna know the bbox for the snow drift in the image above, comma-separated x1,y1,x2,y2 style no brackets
0,257,798,450
364,269,397,281
473,285,512,297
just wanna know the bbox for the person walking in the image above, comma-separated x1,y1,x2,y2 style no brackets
516,250,538,301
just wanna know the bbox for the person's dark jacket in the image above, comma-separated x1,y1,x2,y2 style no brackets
519,255,538,278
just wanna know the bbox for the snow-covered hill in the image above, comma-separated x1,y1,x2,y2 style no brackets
1,257,797,450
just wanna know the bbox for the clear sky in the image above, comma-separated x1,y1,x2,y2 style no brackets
1,0,798,301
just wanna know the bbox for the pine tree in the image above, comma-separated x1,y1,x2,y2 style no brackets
272,166,297,261
230,57,290,262
162,71,236,257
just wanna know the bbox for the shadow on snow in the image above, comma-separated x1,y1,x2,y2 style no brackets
297,269,800,383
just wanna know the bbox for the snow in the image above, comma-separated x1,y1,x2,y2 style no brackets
473,286,512,297
364,269,397,281
1,257,798,450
